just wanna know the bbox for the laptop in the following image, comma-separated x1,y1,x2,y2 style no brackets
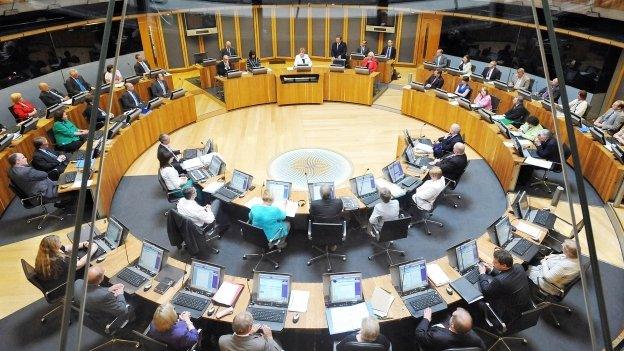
512,190,556,229
446,239,482,286
308,181,335,202
266,180,292,201
66,216,129,256
183,139,212,160
110,240,168,290
493,80,512,92
389,259,447,318
171,260,224,319
487,215,540,262
213,169,253,202
383,160,422,190
188,155,225,182
350,173,381,208
478,109,494,124
247,272,291,332
404,144,433,168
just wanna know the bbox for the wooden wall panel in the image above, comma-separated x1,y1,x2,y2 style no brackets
415,13,442,66
398,13,418,63
239,7,256,58
310,6,326,57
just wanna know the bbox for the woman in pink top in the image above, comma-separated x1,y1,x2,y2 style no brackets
473,86,492,111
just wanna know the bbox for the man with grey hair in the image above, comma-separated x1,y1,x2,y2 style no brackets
157,133,184,173
336,317,390,350
65,68,93,96
594,100,624,133
8,152,59,202
220,40,237,58
369,187,399,233
434,142,468,184
218,311,282,351
120,82,145,111
309,184,343,223
415,307,485,350
433,123,463,158
534,128,559,163
528,239,580,295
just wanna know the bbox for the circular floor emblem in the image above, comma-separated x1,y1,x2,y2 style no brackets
268,148,353,190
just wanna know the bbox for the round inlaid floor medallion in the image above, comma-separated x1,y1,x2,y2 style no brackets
268,148,353,190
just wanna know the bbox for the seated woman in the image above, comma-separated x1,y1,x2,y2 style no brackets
158,150,205,204
10,92,38,122
473,86,492,111
528,239,580,296
148,302,199,351
369,188,399,234
454,76,472,99
34,234,97,291
52,110,88,152
104,64,124,84
246,50,261,71
361,51,378,72
458,55,472,77
336,317,390,351
518,115,543,142
249,190,289,248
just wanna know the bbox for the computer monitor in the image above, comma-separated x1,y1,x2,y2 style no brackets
189,260,223,294
384,160,405,183
0,134,12,153
19,118,38,134
404,144,418,165
138,241,167,274
454,240,479,272
511,136,523,155
193,52,209,64
308,182,335,201
72,91,89,105
124,108,140,124
324,272,363,304
613,144,624,164
230,169,253,192
147,69,165,79
103,216,129,249
570,113,584,127
517,89,532,101
125,75,141,85
458,97,471,110
397,259,429,293
208,155,225,175
266,180,292,201
170,88,186,100
494,120,510,138
478,109,493,123
493,80,511,91
404,129,415,147
99,83,111,94
202,139,213,155
254,272,291,305
590,127,606,145
410,82,425,92
147,97,163,110
108,120,124,139
46,103,66,118
517,191,530,219
434,88,449,100
541,100,552,111
489,216,513,246
355,173,377,196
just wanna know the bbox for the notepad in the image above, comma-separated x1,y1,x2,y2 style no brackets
370,287,394,318
515,221,543,240
524,156,553,170
212,281,243,307
327,302,370,335
288,290,310,313
203,181,224,194
426,263,450,287
414,142,433,154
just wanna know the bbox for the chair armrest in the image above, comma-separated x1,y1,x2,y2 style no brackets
483,302,506,333
536,276,564,298
307,220,312,241
44,282,66,301
105,304,130,334
21,193,43,207
341,221,347,241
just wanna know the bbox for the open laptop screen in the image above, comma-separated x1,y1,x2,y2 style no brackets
386,160,404,183
266,180,292,201
518,191,530,219
202,139,212,155
355,174,376,196
138,241,164,273
399,259,428,292
404,144,417,164
230,170,252,192
456,240,479,272
208,155,224,175
308,182,335,201
190,261,221,293
103,217,125,248
494,216,513,246
329,272,363,304
257,273,290,304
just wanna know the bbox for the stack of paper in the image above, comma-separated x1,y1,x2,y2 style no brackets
327,302,370,335
375,178,406,198
524,156,553,170
288,290,310,313
181,158,203,170
492,115,505,120
370,287,394,318
203,181,224,194
515,221,543,240
426,263,450,287
414,143,433,154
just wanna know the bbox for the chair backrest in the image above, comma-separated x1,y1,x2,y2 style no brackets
449,159,470,189
46,129,57,146
309,221,344,246
132,330,169,351
560,260,590,299
8,105,20,122
432,181,453,211
157,172,178,203
239,220,271,250
9,182,39,208
378,216,411,242
491,95,501,112
527,78,535,92
21,258,45,295
339,341,391,351
507,302,549,334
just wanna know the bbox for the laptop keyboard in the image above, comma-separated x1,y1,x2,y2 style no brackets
400,176,420,188
360,192,380,205
116,267,147,287
249,307,286,323
173,292,209,311
511,238,533,256
62,171,77,184
407,290,443,311
533,210,554,228
527,149,540,159
217,186,239,199
189,168,210,182
463,267,480,285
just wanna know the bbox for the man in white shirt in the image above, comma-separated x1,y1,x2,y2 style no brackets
568,90,588,117
369,187,399,234
528,239,580,295
177,187,223,228
294,48,312,67
412,167,445,211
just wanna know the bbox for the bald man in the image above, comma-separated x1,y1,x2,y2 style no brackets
433,123,463,158
219,311,282,351
220,41,237,58
120,82,146,111
38,82,69,107
74,266,129,325
434,142,468,183
415,307,485,351
65,69,93,96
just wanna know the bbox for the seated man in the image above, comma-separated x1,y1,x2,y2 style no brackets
434,142,468,184
481,60,501,81
433,123,462,158
294,48,312,67
150,73,170,98
528,239,580,295
424,69,444,90
415,307,486,351
120,82,146,111
65,69,94,96
8,152,58,203
568,90,588,117
219,311,282,351
502,96,529,127
478,249,532,325
220,40,237,58
134,53,151,75
38,82,69,107
31,137,67,180
309,184,343,223
217,55,235,76
369,188,399,233
533,129,560,163
538,78,561,103
337,317,390,351
509,68,530,90
249,190,289,248
177,187,225,230
157,133,184,173
83,95,109,130
356,39,370,56
73,266,129,326
594,100,624,134
412,166,445,212
431,48,448,67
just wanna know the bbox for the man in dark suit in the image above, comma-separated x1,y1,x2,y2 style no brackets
481,60,502,81
331,35,348,65
356,40,370,56
150,73,170,98
74,266,130,326
503,96,529,127
217,55,234,76
157,133,185,174
38,82,69,107
309,185,343,223
380,39,396,59
65,69,93,96
220,41,237,58
133,53,151,75
120,82,146,111
31,137,67,180
534,129,560,162
415,307,486,351
432,49,449,67
436,142,468,184
8,152,58,202
538,78,561,103
83,95,109,130
424,69,444,90
433,123,463,158
478,249,532,325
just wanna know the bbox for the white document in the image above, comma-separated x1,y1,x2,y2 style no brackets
203,181,224,194
370,287,394,318
328,302,370,335
198,153,215,165
605,143,613,152
524,156,553,170
61,99,72,106
426,263,450,287
448,100,459,106
519,139,532,147
414,142,433,154
288,290,310,313
492,114,505,120
503,141,514,148
515,221,543,240
181,158,203,170
447,93,458,99
244,197,298,217
510,130,522,137
71,173,93,189
375,178,406,198
470,103,479,108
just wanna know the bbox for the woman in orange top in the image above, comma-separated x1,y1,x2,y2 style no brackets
10,92,38,121
361,51,378,72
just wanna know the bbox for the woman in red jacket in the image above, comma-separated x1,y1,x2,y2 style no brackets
10,92,38,121
361,51,378,72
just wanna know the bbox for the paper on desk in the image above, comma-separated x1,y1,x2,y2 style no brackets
515,221,542,240
288,290,310,313
375,178,406,198
61,99,72,105
427,263,450,287
605,143,613,152
244,197,299,217
181,158,203,170
524,156,553,170
519,139,532,147
370,287,394,318
72,173,93,188
503,141,514,148
329,302,370,334
448,100,459,106
414,142,433,153
492,115,505,120
203,181,224,194
510,130,522,137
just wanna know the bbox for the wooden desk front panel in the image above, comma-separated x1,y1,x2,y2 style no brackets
134,75,175,102
323,71,378,106
220,73,277,111
351,59,394,84
276,70,325,106
198,64,217,89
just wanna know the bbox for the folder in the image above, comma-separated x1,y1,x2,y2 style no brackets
212,281,244,307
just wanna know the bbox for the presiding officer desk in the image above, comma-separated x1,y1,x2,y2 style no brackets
413,66,624,202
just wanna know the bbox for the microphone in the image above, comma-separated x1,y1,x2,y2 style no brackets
245,278,253,305
419,122,426,138
123,240,130,265
304,172,310,185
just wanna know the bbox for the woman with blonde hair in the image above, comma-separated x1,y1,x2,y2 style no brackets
249,190,290,248
148,302,199,350
34,234,97,290
10,92,38,121
336,317,390,350
473,86,492,111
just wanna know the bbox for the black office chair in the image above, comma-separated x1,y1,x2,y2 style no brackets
527,78,535,92
530,260,590,327
541,217,583,253
442,159,469,208
307,220,347,272
476,301,548,351
410,183,448,235
490,95,501,113
133,325,201,351
157,173,180,215
333,340,393,351
166,209,220,256
9,182,63,230
530,145,571,194
46,129,58,150
21,259,66,323
8,105,21,122
240,220,283,272
80,303,138,351
368,216,410,265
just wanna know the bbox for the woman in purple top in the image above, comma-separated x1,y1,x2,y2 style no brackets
148,302,199,350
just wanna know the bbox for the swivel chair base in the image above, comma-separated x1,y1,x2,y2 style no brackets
442,192,462,208
40,303,63,323
243,248,281,272
410,216,443,235
307,245,346,272
530,171,561,194
368,241,405,265
475,327,528,351
28,205,63,230
89,338,140,351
